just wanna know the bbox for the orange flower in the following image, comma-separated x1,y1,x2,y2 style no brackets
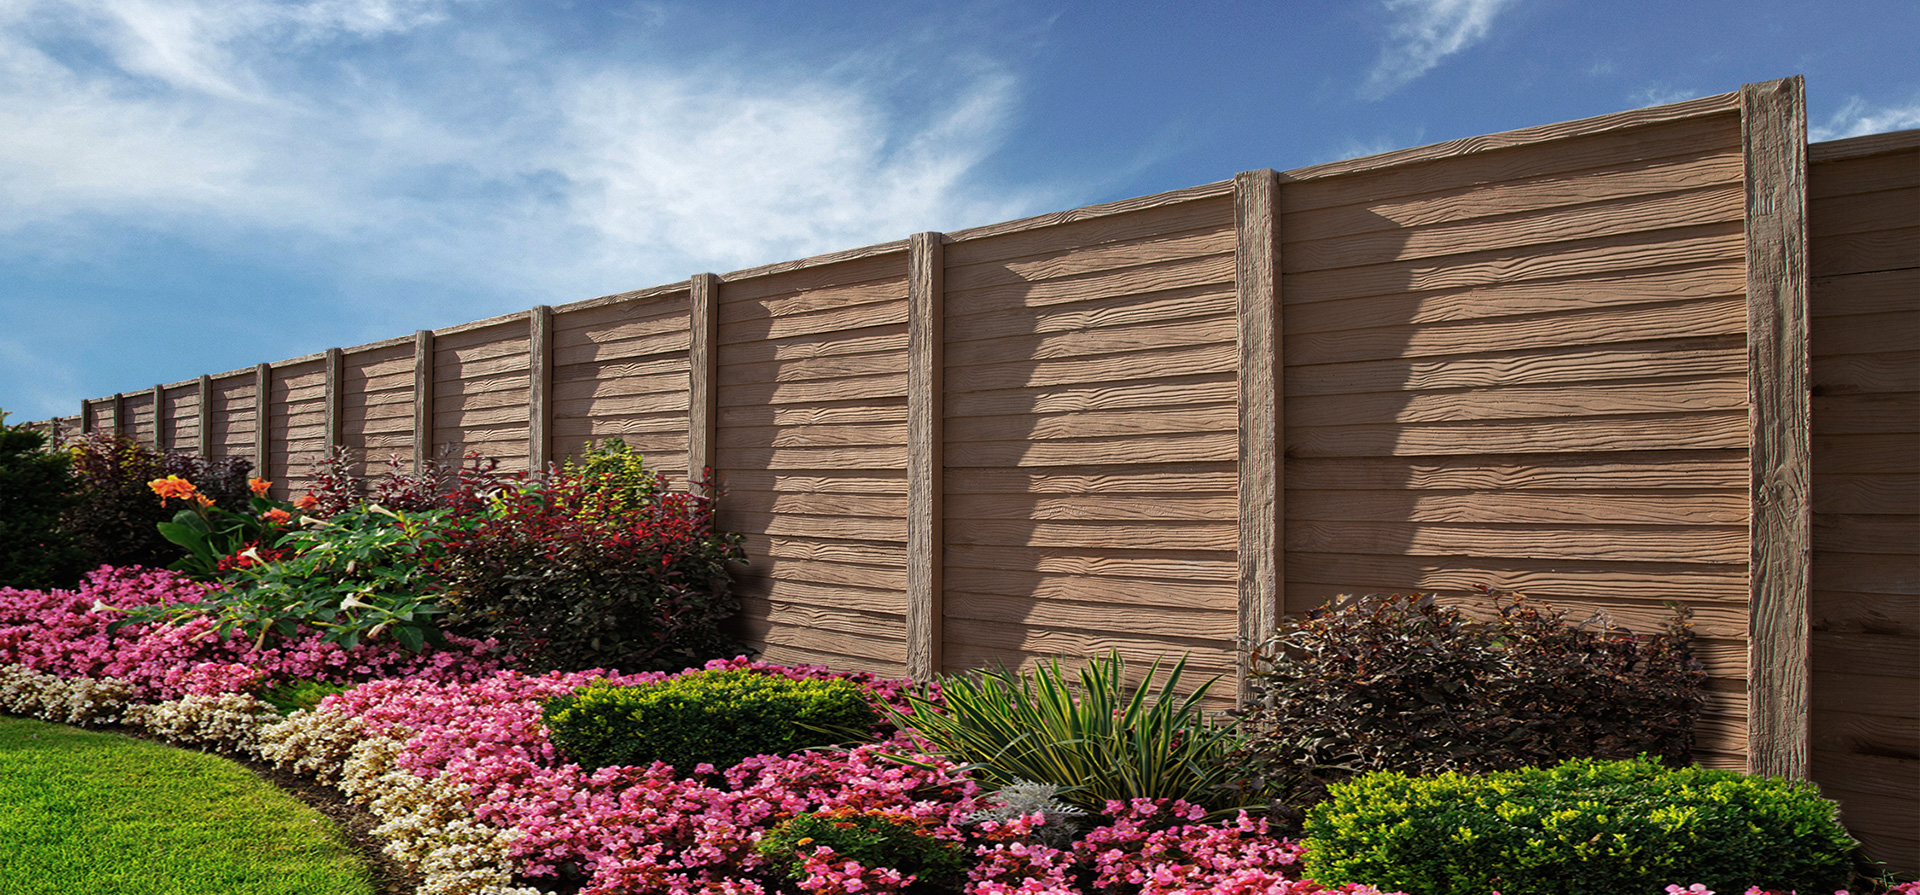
263,508,292,524
192,493,216,508
249,477,272,496
148,475,199,502
294,494,319,511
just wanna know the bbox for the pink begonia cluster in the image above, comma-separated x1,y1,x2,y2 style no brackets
0,565,504,700
315,658,975,893
310,658,1401,895
966,800,1377,895
1670,886,1920,895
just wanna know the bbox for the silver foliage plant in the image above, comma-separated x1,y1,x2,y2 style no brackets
966,779,1087,848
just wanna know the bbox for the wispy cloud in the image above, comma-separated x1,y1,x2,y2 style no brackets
549,65,1034,281
1360,0,1518,100
1811,95,1920,142
1312,132,1425,166
1631,85,1701,108
0,0,1046,312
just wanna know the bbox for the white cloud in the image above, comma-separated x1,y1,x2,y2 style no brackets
1361,0,1518,100
1313,133,1420,166
552,67,1032,277
1811,95,1920,142
1631,85,1700,108
0,0,1047,311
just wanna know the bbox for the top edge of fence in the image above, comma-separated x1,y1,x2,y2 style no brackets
337,333,418,355
49,80,1818,420
555,281,692,314
1810,128,1920,162
719,239,911,283
267,350,330,367
943,181,1237,245
432,307,533,338
1280,89,1744,182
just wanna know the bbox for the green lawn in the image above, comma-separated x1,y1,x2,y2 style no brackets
0,716,375,895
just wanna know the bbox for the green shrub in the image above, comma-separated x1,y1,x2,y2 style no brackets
1233,591,1705,818
259,679,351,715
117,504,457,651
1303,757,1859,895
541,669,881,773
885,652,1247,817
756,808,967,893
0,410,86,589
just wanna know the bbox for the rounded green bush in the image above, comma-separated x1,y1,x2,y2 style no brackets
1302,757,1859,895
541,669,882,773
756,808,967,892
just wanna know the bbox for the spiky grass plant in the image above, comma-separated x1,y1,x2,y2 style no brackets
887,651,1250,817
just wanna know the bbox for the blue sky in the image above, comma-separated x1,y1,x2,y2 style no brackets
2,0,1915,422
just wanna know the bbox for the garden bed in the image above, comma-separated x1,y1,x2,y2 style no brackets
0,431,1907,895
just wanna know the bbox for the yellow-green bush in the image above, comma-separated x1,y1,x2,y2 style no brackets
541,669,881,773
1303,757,1859,895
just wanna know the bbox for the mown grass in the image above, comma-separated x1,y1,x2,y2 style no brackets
0,716,375,895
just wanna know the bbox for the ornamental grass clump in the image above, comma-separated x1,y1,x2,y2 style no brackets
886,651,1248,818
1302,757,1861,895
541,667,883,773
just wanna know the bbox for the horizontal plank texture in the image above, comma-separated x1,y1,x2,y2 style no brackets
1804,131,1919,869
1280,103,1755,762
550,288,693,481
268,358,328,498
716,251,913,677
942,190,1242,686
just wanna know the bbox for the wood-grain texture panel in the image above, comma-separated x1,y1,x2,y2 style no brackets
719,258,912,672
1272,107,1753,762
1806,139,1918,869
268,361,327,495
547,295,690,471
162,388,199,451
942,199,1240,680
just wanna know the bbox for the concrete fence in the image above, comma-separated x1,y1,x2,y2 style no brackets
35,77,1917,867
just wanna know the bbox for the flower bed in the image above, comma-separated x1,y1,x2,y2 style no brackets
0,565,503,702
2,568,1911,895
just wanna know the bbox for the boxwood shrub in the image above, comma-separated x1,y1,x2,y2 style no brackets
757,808,968,893
541,668,882,773
1303,756,1859,895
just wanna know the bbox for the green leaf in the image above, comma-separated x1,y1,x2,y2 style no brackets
393,625,425,653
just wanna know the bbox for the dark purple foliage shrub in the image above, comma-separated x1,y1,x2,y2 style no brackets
297,446,483,516
1232,589,1707,823
61,432,253,572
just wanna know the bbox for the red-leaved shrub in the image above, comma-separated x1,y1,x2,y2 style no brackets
432,443,745,673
